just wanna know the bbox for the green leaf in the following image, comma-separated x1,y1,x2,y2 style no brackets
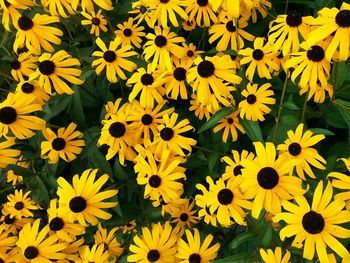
334,99,350,129
260,223,273,248
240,119,264,142
67,86,86,128
214,253,253,263
334,62,350,89
283,101,300,110
26,176,50,208
309,128,335,136
229,231,256,250
198,107,233,133
43,95,72,121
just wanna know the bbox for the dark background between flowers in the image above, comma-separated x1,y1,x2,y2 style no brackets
0,0,350,262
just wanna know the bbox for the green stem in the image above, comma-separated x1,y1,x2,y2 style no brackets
0,87,11,92
284,0,289,14
301,90,309,123
0,72,15,81
272,70,289,143
192,145,225,156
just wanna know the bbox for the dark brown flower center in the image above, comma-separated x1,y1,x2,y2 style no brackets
252,49,264,60
302,211,325,234
257,167,279,189
49,217,64,231
147,249,160,262
141,114,153,125
286,10,302,27
149,175,161,188
226,21,236,32
233,165,243,176
307,45,325,62
123,28,132,37
246,94,257,104
288,142,302,156
109,122,126,138
189,253,202,263
227,117,234,124
39,60,55,75
187,50,194,57
21,82,35,93
18,16,34,31
335,10,350,27
103,50,117,62
217,189,234,205
197,60,215,78
154,35,167,47
173,67,187,81
0,107,17,124
24,246,39,260
160,127,174,141
69,196,87,213
180,213,189,222
4,0,11,7
140,6,147,14
141,73,154,85
14,201,24,210
51,137,66,151
4,215,15,224
11,60,21,70
196,0,208,6
91,17,100,25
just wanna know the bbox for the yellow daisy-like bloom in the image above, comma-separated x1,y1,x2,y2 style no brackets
77,244,111,263
182,43,203,62
115,17,146,49
81,9,108,37
103,98,131,120
329,170,350,210
0,0,34,31
182,19,196,31
94,224,124,259
0,137,21,169
10,51,37,82
143,26,186,72
239,37,279,81
72,0,112,13
148,0,188,28
247,0,272,23
122,220,137,234
135,149,186,203
0,248,19,263
164,58,192,100
299,81,334,104
206,176,252,226
305,3,350,61
241,142,305,219
187,55,241,107
92,37,137,83
127,65,167,109
129,0,153,27
41,122,85,164
189,94,216,121
274,181,350,262
47,199,85,242
186,0,218,27
15,80,50,106
151,112,196,157
259,247,291,263
0,92,45,139
285,42,330,90
17,219,67,262
268,10,310,56
277,123,326,180
6,189,38,219
57,168,118,226
13,13,63,54
128,222,179,263
238,82,276,121
213,109,245,143
30,50,84,95
6,155,29,185
0,208,33,235
209,15,255,52
0,224,18,250
58,238,85,263
176,228,220,263
221,149,255,180
41,0,75,18
195,183,218,227
170,199,199,229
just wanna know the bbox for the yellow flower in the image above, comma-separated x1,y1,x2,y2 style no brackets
148,0,188,28
213,109,245,143
6,189,38,219
259,247,291,263
10,51,37,82
81,9,108,37
115,17,146,48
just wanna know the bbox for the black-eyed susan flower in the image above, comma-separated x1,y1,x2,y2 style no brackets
0,0,34,31
221,149,255,180
57,168,118,226
115,17,145,49
127,65,167,109
92,37,137,83
182,43,203,62
151,112,196,157
268,10,310,56
238,83,275,121
30,50,84,95
0,209,33,235
135,149,186,203
10,51,37,82
143,27,186,72
241,142,305,218
72,0,112,13
239,37,279,81
129,0,153,27
104,98,131,120
213,109,245,143
170,198,199,229
176,228,220,263
209,15,254,52
182,19,196,31
77,244,111,263
6,155,29,185
13,13,63,54
186,0,218,27
189,94,216,121
41,0,75,18
41,122,85,164
17,220,67,262
47,199,85,242
148,0,188,28
0,224,18,250
81,9,108,37
6,190,38,219
277,123,326,180
259,247,291,263
206,176,252,226
285,42,330,90
274,181,350,262
15,80,50,106
94,224,124,259
248,0,271,23
187,55,241,107
59,238,85,262
305,3,350,61
195,183,218,227
122,220,137,234
0,137,21,168
299,81,334,104
0,92,45,139
128,222,179,263
329,170,350,209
